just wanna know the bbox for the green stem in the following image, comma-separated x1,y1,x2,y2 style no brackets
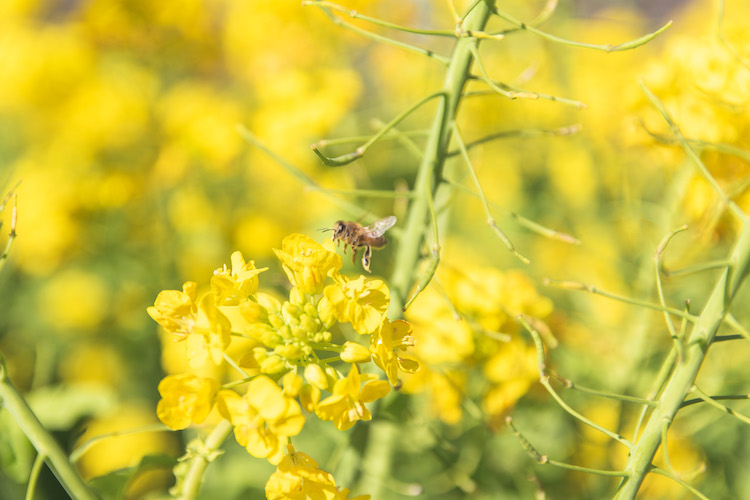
176,420,234,500
0,353,100,500
614,214,750,499
389,0,495,315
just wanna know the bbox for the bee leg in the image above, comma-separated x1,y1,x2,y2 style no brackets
362,245,372,273
351,247,358,265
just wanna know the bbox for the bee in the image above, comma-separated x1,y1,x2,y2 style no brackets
324,216,397,273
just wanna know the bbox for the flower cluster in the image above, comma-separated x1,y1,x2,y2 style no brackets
148,233,418,495
403,261,551,429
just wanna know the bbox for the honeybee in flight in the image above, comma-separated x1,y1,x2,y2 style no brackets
325,216,397,273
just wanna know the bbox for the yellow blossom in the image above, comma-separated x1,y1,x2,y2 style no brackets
211,251,268,306
323,275,389,334
266,444,370,500
315,364,390,431
146,281,198,341
156,374,219,430
217,376,305,464
185,293,232,368
482,339,538,428
273,234,342,295
370,319,419,386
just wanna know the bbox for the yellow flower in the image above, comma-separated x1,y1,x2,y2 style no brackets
273,234,342,295
147,282,198,341
266,444,370,500
401,367,466,425
482,339,538,429
323,275,389,334
217,376,305,464
185,293,232,368
315,364,390,431
370,319,419,386
156,374,219,430
211,251,268,306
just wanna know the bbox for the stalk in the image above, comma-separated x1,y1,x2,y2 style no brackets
0,353,100,500
389,0,494,314
614,214,750,498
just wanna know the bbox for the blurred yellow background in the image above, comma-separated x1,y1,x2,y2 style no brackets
1,0,749,498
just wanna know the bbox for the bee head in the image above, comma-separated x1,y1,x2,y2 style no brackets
332,221,347,239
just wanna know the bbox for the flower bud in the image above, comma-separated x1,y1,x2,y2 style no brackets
239,301,267,323
282,371,303,397
268,313,286,330
287,326,303,341
303,302,318,318
304,363,328,390
299,314,319,334
340,341,372,363
275,343,303,360
260,355,286,374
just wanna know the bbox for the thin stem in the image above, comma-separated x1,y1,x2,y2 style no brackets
315,130,429,148
465,76,587,108
311,92,445,166
519,316,633,449
445,179,580,244
237,125,368,219
655,226,689,359
687,385,750,425
0,353,100,500
0,192,18,273
662,259,731,278
305,2,451,64
725,314,750,342
70,423,170,464
468,45,540,101
506,417,629,477
444,123,581,156
649,467,709,500
305,1,456,37
642,127,750,165
492,6,672,52
452,123,530,264
640,82,745,220
544,278,698,320
26,453,46,500
681,393,750,408
550,372,656,407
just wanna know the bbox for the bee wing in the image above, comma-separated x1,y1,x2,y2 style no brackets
367,216,397,237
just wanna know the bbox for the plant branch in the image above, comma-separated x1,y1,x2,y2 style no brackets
388,1,495,315
0,353,100,500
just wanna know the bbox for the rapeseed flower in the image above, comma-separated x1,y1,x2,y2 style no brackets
370,319,419,386
316,364,390,431
266,444,370,500
156,374,220,430
211,250,267,306
147,281,198,340
217,376,305,464
274,234,342,295
323,275,389,334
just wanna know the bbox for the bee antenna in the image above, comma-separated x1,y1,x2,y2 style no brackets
318,227,333,233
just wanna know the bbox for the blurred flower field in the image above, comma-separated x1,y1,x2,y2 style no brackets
1,0,749,499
